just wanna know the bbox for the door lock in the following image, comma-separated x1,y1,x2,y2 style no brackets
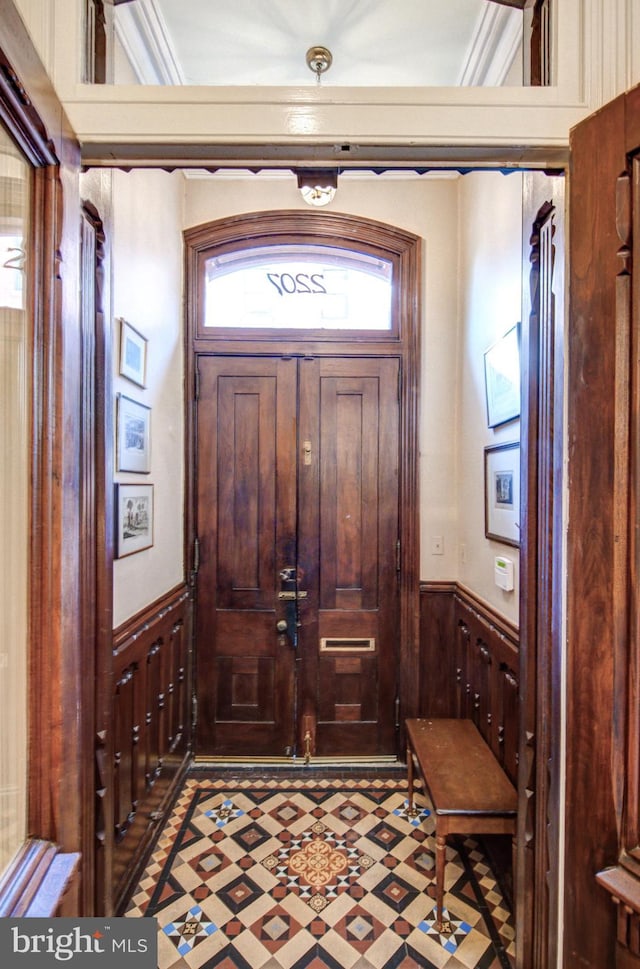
279,565,301,648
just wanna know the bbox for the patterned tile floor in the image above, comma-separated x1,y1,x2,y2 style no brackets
125,771,515,969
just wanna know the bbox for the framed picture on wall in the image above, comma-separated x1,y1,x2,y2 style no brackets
484,442,520,547
116,483,154,558
119,318,148,387
483,324,520,427
117,394,151,473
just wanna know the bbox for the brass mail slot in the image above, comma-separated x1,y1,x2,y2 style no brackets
320,637,376,652
277,591,308,600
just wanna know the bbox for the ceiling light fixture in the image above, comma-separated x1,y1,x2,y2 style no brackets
306,46,333,85
296,169,338,207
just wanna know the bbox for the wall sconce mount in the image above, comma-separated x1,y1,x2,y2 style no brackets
296,169,338,207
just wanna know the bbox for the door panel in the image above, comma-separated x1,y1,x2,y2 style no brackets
298,358,399,756
196,355,399,758
196,357,297,755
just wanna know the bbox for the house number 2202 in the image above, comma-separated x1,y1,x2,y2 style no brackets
266,272,327,296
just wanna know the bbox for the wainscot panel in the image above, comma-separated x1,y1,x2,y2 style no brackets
419,583,519,786
111,585,192,912
419,582,457,718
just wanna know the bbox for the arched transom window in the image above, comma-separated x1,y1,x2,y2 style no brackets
203,242,393,331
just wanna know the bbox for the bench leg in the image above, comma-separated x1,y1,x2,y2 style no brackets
406,744,414,814
435,832,447,931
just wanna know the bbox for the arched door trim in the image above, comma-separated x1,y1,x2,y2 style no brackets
184,209,422,749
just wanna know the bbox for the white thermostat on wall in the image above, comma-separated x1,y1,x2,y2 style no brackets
494,555,514,592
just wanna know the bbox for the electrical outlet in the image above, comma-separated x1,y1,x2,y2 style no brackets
430,535,444,555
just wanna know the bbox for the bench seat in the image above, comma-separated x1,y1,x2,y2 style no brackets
405,717,517,932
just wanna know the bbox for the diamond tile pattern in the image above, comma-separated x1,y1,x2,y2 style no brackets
125,775,515,968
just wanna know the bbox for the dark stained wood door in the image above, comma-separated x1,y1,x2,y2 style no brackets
565,84,640,969
297,357,399,757
196,357,297,756
195,354,399,758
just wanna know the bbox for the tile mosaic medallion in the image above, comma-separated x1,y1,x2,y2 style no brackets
125,774,515,969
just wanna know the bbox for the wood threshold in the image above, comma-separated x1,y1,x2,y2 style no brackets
193,755,400,766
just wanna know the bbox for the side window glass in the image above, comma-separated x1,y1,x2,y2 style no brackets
0,122,31,874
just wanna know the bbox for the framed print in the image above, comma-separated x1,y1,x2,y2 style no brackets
116,483,154,558
117,394,151,473
119,318,148,387
483,324,520,428
484,442,520,547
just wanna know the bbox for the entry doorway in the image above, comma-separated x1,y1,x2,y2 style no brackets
195,354,400,759
184,210,422,763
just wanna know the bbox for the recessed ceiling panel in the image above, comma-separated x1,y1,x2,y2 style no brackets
117,0,522,87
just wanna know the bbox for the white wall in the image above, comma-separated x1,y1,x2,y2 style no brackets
184,171,524,618
184,173,461,582
103,169,523,628
112,169,184,627
457,171,523,624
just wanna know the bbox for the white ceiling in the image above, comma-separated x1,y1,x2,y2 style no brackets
115,0,523,87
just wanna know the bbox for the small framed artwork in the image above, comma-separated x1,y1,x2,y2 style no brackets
119,318,148,387
483,324,520,428
117,394,151,473
116,483,154,558
484,442,520,547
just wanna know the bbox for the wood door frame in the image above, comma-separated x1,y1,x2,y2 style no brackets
79,199,114,915
184,210,422,756
518,179,565,969
0,1,85,914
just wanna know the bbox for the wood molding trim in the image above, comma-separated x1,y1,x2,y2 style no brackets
79,198,114,916
0,840,80,917
0,0,76,160
564,86,626,969
420,580,457,594
454,584,519,646
517,177,566,969
419,580,519,654
594,85,640,969
0,8,84,922
184,210,422,749
113,583,191,654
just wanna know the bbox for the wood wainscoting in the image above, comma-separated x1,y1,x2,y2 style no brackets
419,583,519,787
110,585,192,912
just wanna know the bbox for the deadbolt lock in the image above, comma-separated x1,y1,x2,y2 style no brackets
276,620,288,633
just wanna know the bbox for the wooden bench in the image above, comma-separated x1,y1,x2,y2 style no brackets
406,718,517,932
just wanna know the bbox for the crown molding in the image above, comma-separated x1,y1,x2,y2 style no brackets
457,4,522,87
114,0,183,85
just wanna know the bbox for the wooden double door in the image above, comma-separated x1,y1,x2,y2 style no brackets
195,353,400,759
